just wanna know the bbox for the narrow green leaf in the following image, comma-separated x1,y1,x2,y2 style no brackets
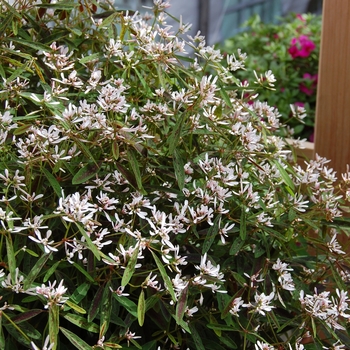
100,12,120,28
10,310,43,324
175,284,188,325
167,114,185,155
44,261,61,282
23,253,51,290
72,262,95,282
88,285,104,322
127,147,145,193
219,85,233,108
137,289,145,326
49,305,60,350
79,53,101,64
72,162,100,185
70,282,90,304
0,12,14,38
121,244,139,287
100,281,112,337
63,313,99,333
273,159,295,191
202,215,221,254
24,248,39,258
111,141,119,160
207,323,237,331
188,323,204,350
41,167,62,197
113,294,137,318
133,67,153,96
65,300,86,314
115,162,138,189
151,250,176,302
60,327,91,350
35,2,77,9
6,37,50,52
239,209,247,241
229,236,245,256
5,235,16,285
13,124,32,136
103,342,123,349
75,224,101,261
173,149,185,190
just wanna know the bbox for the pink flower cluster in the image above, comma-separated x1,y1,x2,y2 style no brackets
288,35,316,58
299,73,318,96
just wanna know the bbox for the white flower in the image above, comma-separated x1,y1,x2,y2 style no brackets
35,280,68,308
244,292,275,316
31,335,54,350
255,340,275,350
229,297,244,316
28,229,58,254
327,230,346,255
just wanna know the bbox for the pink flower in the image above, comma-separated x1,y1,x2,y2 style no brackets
288,35,316,58
299,73,318,96
296,14,306,22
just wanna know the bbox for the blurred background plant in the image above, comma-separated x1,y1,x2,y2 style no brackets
0,1,349,350
219,13,321,141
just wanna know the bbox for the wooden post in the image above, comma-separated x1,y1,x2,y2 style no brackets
314,0,350,175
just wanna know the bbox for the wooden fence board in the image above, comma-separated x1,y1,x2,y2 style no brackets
314,0,350,175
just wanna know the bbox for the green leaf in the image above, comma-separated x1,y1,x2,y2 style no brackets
188,323,204,350
167,113,186,155
9,310,43,324
41,167,62,197
60,327,91,350
229,236,245,256
137,289,145,326
239,209,247,240
72,162,100,185
75,224,101,261
175,284,188,325
23,253,51,290
133,67,153,96
100,281,112,337
219,85,233,108
79,53,101,64
5,235,16,286
13,124,32,136
35,2,77,10
0,12,14,39
72,262,95,282
115,162,138,190
6,37,50,52
49,305,60,350
64,300,86,314
70,282,91,304
43,261,61,282
111,141,119,160
113,294,137,318
150,250,176,302
202,215,221,254
272,159,295,191
121,244,139,287
63,313,99,333
88,285,104,322
127,148,145,194
173,148,185,190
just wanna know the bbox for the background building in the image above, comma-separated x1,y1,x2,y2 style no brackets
113,0,323,45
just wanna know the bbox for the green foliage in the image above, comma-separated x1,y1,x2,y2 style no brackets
220,14,321,140
0,1,349,350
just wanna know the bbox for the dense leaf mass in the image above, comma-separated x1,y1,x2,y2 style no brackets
0,1,349,349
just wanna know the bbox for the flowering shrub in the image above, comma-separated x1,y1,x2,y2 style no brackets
1,1,350,350
219,14,321,141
